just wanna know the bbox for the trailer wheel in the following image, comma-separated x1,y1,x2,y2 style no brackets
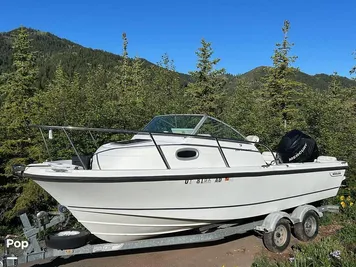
293,211,319,241
45,230,90,249
263,218,291,253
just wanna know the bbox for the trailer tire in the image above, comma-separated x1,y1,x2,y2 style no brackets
293,211,319,242
263,218,291,253
45,230,90,249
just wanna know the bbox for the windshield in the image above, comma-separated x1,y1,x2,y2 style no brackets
143,115,245,141
196,117,245,141
143,115,204,134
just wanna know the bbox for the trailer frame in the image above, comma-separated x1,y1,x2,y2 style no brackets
1,204,340,267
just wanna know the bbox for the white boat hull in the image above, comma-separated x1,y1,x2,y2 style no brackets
28,162,346,243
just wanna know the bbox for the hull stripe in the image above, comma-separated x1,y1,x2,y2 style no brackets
25,165,348,183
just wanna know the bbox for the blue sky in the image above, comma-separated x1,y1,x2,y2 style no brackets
1,0,356,77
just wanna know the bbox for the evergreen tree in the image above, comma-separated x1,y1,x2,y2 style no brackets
33,63,71,125
0,27,51,224
261,20,308,140
222,78,265,138
350,50,356,79
120,32,130,92
106,33,150,129
185,39,227,116
82,64,110,127
131,56,147,110
0,27,39,178
105,33,130,129
149,53,184,114
302,72,356,190
320,73,356,165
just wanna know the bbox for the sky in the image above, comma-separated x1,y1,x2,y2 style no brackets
1,0,356,77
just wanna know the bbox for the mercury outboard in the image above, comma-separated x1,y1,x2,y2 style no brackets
276,129,319,163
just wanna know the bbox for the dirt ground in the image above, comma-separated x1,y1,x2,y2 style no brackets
19,225,341,267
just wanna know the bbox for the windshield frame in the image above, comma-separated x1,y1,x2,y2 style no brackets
143,114,205,134
143,114,245,141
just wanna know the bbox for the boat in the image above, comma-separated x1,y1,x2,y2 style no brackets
22,114,348,243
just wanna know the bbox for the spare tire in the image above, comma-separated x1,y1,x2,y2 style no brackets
276,130,319,163
45,230,90,250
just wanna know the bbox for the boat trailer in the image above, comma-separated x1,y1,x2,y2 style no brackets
1,204,340,267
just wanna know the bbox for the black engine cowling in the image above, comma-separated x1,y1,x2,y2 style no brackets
276,129,319,163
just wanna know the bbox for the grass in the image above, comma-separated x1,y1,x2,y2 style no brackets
252,237,356,267
252,190,356,267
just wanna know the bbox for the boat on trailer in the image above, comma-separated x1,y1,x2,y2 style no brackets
22,114,348,244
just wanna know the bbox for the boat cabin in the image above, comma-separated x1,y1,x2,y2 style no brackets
91,114,268,170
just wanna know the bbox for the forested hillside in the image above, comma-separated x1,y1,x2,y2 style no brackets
0,28,191,90
0,22,355,235
1,27,355,92
239,66,356,91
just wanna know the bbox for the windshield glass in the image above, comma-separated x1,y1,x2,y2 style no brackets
143,115,245,141
143,115,204,134
196,117,245,141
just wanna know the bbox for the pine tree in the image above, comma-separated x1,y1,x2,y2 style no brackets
320,73,356,160
121,33,130,91
106,33,130,128
185,39,227,116
0,27,38,129
131,56,146,105
82,64,109,127
261,20,307,137
33,63,71,125
222,78,265,137
350,50,356,79
0,27,39,178
106,33,150,129
149,53,184,114
0,27,52,224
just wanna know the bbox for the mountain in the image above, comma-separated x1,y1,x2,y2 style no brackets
240,66,356,91
0,27,191,90
1,27,355,91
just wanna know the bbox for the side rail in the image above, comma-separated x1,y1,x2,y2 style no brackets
29,125,278,170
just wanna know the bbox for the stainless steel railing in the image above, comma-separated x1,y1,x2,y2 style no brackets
29,125,278,170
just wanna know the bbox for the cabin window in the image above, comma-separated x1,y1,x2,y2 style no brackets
176,148,199,160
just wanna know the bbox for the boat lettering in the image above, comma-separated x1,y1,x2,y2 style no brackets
197,178,212,184
289,143,307,161
185,178,221,184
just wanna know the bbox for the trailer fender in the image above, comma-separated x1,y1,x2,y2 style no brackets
255,212,293,233
291,205,323,223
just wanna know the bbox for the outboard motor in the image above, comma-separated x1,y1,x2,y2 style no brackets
276,129,319,163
